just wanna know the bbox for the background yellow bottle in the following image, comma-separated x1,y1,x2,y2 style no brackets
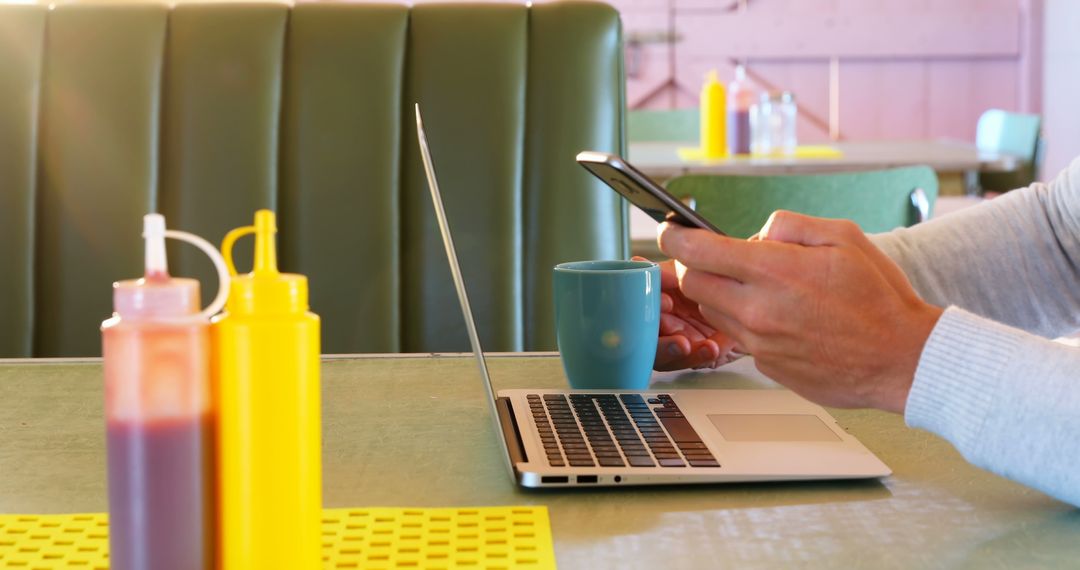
700,70,728,158
213,210,321,570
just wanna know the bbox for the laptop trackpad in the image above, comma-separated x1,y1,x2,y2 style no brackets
708,414,841,442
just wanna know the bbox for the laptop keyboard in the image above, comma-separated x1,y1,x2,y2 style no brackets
526,393,720,469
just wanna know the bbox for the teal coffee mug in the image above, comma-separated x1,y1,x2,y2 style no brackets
553,260,661,390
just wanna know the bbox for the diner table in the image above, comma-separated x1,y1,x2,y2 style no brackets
628,139,1021,182
1,353,1077,569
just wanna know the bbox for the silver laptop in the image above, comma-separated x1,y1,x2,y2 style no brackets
414,104,890,488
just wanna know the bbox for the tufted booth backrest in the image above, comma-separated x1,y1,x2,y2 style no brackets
0,1,627,357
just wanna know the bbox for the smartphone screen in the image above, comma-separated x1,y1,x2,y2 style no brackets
576,151,726,235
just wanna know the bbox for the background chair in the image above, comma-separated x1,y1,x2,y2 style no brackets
627,108,698,143
0,1,627,357
665,166,939,240
974,109,1043,194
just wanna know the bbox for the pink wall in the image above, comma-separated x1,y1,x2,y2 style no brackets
1042,0,1080,178
619,0,1043,145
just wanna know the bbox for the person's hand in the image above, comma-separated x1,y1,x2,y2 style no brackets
632,256,742,371
657,212,944,413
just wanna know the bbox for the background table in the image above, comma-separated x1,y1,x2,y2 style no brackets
626,139,1008,258
1,354,1076,569
629,140,1020,180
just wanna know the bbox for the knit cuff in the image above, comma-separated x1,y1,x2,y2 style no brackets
904,306,1022,452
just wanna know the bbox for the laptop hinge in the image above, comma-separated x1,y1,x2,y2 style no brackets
496,397,528,466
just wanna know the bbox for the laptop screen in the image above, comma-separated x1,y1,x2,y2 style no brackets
414,104,516,479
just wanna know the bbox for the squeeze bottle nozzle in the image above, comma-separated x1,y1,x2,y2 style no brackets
253,209,278,275
113,214,231,321
143,213,169,280
222,209,308,315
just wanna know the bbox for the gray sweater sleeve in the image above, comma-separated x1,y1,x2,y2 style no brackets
870,158,1080,506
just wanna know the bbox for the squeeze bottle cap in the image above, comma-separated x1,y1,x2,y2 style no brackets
222,210,308,316
111,214,231,322
734,64,746,82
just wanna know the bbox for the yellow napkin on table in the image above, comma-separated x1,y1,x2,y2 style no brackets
0,506,557,569
677,145,843,162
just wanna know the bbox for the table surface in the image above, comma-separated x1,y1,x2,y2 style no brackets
629,139,1020,179
1,354,1076,569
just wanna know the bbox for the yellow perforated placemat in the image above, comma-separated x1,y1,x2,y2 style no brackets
0,506,556,569
322,507,555,569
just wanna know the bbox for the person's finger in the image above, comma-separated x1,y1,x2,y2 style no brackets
677,311,717,338
654,335,691,370
655,336,721,371
685,338,722,369
690,328,745,369
711,333,747,366
659,313,707,342
660,292,675,313
674,264,754,322
656,327,742,371
657,259,680,290
662,311,729,365
661,222,793,283
632,256,683,293
759,210,862,247
699,305,753,353
687,340,722,369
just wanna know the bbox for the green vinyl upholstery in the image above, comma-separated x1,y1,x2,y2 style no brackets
0,6,45,359
666,166,939,240
627,109,699,143
0,1,627,357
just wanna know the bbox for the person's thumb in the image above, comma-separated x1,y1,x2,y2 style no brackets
758,210,860,247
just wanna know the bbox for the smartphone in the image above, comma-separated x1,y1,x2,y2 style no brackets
576,151,725,235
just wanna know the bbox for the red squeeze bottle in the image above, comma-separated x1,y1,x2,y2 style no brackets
101,214,229,570
727,64,755,155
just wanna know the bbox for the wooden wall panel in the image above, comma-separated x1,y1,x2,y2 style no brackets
673,0,1019,59
618,0,1038,146
926,60,1019,140
622,7,675,108
839,61,928,140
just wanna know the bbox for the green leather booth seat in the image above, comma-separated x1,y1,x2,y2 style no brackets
0,1,627,357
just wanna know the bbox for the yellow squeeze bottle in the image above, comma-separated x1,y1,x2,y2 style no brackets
214,210,322,570
700,70,728,158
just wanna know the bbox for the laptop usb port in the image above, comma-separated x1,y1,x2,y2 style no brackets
576,475,598,484
541,476,569,484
